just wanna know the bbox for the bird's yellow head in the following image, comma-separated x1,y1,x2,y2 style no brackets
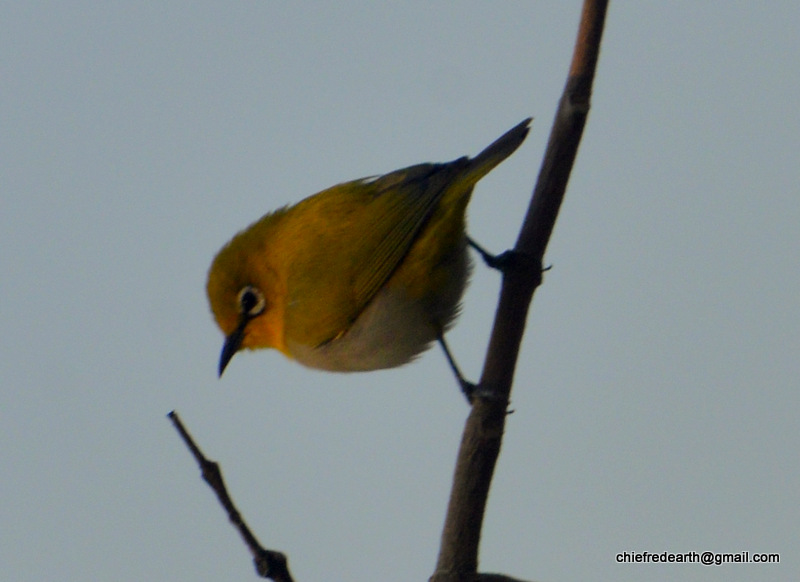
206,215,289,375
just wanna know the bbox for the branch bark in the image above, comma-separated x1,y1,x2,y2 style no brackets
431,2,609,581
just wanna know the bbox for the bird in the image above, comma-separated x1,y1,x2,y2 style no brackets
207,118,531,387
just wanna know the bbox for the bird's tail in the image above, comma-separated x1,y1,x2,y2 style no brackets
465,117,532,184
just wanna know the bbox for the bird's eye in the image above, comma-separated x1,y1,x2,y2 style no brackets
237,285,266,317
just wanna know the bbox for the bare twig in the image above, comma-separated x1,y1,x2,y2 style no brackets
431,2,609,581
168,411,294,582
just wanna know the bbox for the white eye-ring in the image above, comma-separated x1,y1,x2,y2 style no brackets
237,285,266,318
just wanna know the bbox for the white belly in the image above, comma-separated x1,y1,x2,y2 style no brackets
287,247,470,372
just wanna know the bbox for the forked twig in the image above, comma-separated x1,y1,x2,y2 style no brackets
168,411,294,582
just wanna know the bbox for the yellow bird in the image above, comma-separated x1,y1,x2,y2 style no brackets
207,118,530,379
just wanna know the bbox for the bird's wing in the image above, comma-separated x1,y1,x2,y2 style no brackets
350,161,467,309
283,160,467,348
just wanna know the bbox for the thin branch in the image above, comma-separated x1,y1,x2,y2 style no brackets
431,2,609,581
168,411,294,582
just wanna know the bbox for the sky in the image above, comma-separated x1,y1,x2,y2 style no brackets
2,3,799,581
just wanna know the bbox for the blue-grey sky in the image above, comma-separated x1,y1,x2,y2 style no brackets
2,3,798,581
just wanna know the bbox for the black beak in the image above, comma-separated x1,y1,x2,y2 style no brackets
218,315,248,376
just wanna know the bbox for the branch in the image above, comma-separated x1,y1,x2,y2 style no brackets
431,1,609,581
168,411,294,582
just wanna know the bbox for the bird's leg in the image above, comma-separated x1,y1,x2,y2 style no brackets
467,236,546,276
467,237,516,271
438,334,508,404
437,333,477,403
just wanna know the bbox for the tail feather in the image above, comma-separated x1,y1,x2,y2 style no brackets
466,117,532,183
